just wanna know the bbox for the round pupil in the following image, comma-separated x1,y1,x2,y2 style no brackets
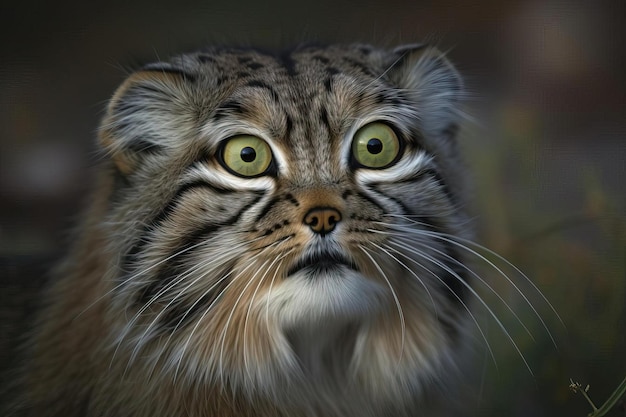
366,138,383,154
240,146,256,162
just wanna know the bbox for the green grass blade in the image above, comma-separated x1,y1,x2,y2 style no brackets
592,376,626,417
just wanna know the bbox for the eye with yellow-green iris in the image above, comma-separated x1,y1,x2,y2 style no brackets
351,122,401,168
221,135,273,177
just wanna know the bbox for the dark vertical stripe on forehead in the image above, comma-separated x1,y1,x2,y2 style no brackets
319,107,330,128
280,50,298,76
312,55,330,64
245,80,280,102
324,67,340,93
284,114,293,140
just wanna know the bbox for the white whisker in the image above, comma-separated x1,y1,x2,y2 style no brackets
379,240,497,369
384,235,534,376
173,249,267,383
358,244,406,371
368,240,439,317
216,258,272,388
393,233,537,343
242,243,294,381
386,213,563,329
114,237,259,371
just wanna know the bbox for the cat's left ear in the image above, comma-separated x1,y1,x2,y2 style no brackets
386,44,464,137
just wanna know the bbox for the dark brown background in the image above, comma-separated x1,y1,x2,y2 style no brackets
1,0,625,415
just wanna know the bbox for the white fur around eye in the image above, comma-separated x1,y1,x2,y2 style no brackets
355,150,432,185
190,163,276,191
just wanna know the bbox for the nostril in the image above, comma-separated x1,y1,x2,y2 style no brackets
304,212,320,227
303,207,342,235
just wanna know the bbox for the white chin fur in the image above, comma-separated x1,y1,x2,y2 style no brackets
256,267,387,330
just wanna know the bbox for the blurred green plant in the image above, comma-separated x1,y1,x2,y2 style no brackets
569,377,626,417
460,102,626,415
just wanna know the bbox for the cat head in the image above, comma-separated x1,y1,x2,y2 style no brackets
97,44,470,409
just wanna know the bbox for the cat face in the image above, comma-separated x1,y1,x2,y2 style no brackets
99,44,469,407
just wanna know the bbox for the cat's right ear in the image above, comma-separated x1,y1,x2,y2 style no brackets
386,45,464,138
99,65,196,174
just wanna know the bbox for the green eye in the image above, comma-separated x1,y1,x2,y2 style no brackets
351,122,400,168
221,135,273,177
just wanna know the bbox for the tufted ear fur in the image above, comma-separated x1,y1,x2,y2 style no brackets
386,45,464,139
99,65,197,174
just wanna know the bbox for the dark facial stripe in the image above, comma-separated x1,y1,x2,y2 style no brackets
324,67,340,93
369,168,456,207
284,193,300,207
260,219,290,237
168,193,264,261
133,223,223,305
130,193,263,305
157,272,232,332
253,195,283,223
147,180,239,230
252,190,303,224
125,138,165,155
367,186,412,216
424,169,456,206
122,188,263,282
284,114,293,140
213,99,248,120
439,243,470,307
400,217,470,316
312,55,330,64
245,80,280,102
354,191,386,215
319,107,330,129
122,182,229,272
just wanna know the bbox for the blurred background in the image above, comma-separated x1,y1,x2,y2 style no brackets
1,0,624,415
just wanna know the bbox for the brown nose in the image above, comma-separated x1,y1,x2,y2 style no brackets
303,207,342,236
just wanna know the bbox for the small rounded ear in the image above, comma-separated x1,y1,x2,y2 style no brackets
98,65,196,174
387,45,464,137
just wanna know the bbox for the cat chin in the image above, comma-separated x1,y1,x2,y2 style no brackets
256,267,388,330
